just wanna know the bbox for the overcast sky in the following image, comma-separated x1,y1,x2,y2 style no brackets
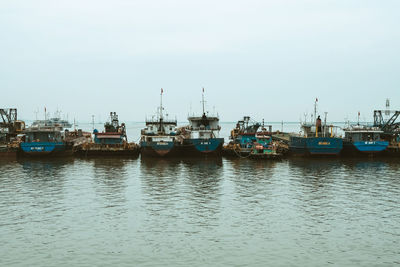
1,0,399,123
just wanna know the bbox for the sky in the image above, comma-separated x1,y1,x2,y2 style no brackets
1,0,399,123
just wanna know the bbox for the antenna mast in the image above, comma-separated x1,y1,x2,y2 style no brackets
160,88,164,120
44,107,47,126
202,87,205,115
385,98,390,121
314,98,318,123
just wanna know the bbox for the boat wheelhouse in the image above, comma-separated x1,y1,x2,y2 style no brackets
289,100,343,156
31,110,72,129
140,89,178,157
93,112,127,145
342,125,389,155
75,112,139,157
250,131,282,159
19,125,73,157
231,116,261,152
182,89,224,156
223,116,263,157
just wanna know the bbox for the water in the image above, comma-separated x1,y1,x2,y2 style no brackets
1,157,399,266
1,122,400,266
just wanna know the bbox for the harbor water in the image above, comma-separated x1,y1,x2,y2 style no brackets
1,122,399,266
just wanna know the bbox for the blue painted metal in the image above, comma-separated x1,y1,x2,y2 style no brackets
94,135,123,145
140,140,175,157
20,142,67,154
238,135,256,148
353,141,389,152
140,141,174,151
290,136,343,156
306,137,343,155
189,138,224,153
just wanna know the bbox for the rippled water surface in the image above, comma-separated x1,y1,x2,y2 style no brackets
1,156,400,266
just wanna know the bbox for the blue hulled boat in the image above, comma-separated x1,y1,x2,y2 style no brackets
19,126,73,157
289,100,343,156
249,131,282,159
227,116,261,156
342,125,389,156
180,89,224,156
290,134,343,156
140,89,179,157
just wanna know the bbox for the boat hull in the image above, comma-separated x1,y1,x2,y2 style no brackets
140,141,179,157
180,138,224,157
341,140,389,156
222,147,251,158
289,136,343,156
353,141,389,152
249,152,282,160
0,146,18,159
19,142,73,157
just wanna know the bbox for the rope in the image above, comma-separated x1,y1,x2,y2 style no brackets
232,147,252,159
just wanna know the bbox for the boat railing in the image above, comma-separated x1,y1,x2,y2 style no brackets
145,119,177,125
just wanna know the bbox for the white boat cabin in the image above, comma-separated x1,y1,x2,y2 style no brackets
186,113,221,139
343,125,383,142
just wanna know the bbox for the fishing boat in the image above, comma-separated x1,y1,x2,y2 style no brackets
222,116,260,157
0,108,25,159
75,112,139,157
223,116,284,159
0,144,18,159
341,125,389,156
289,99,343,156
19,125,73,157
179,88,224,156
31,109,72,129
140,89,179,157
249,131,282,159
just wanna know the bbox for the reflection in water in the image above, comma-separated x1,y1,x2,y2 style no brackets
226,158,278,199
140,158,182,207
90,158,130,198
0,158,74,264
18,157,74,179
181,158,224,225
139,157,224,220
287,157,400,264
16,158,73,201
87,158,132,219
1,156,400,266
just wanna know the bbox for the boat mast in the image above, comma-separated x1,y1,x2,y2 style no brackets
314,98,318,124
160,88,164,120
44,107,47,126
202,87,205,115
159,88,164,133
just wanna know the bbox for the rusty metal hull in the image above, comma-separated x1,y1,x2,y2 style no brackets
140,145,180,158
0,147,17,159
